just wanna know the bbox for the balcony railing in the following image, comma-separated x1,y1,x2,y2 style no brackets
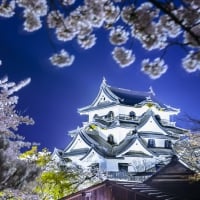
102,171,152,182
118,114,139,122
93,114,139,123
160,119,175,127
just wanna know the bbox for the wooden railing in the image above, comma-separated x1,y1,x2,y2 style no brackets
103,171,151,182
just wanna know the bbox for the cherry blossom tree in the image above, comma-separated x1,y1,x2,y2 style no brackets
0,0,199,79
173,132,200,173
0,75,40,199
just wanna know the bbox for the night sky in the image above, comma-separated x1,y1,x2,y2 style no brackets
0,13,200,152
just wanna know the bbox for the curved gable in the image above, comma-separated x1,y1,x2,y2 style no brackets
78,79,119,113
118,137,155,157
80,148,102,163
137,111,168,135
64,131,90,153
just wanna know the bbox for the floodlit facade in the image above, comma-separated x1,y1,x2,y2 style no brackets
53,79,187,177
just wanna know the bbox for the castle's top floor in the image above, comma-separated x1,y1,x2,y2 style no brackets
78,79,180,123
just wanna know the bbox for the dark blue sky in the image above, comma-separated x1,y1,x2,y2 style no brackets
0,14,200,151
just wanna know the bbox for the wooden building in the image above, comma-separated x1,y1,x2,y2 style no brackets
61,156,200,200
61,179,180,200
145,155,200,200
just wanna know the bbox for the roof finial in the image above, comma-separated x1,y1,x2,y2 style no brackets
102,77,106,84
149,86,155,96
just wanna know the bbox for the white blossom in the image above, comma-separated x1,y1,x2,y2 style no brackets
121,5,135,25
84,1,105,28
112,47,135,68
7,78,31,95
132,23,167,50
109,26,129,45
0,0,15,18
47,10,64,29
158,15,181,38
61,0,76,6
77,34,96,49
76,20,93,37
184,25,200,47
23,11,42,32
104,3,120,25
49,49,75,68
177,6,200,27
182,51,200,72
0,0,199,77
17,0,47,16
56,25,76,42
141,58,168,79
0,77,34,134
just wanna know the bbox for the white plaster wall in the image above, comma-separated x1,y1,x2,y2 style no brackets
67,155,85,163
119,105,150,117
142,138,166,147
99,126,132,144
105,159,120,171
119,105,176,121
88,105,119,122
126,157,156,172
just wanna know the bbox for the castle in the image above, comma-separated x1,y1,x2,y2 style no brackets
53,79,186,179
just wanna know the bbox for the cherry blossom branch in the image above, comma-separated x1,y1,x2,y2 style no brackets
148,0,200,45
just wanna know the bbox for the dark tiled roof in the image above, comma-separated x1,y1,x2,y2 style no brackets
72,128,156,158
78,81,176,113
139,132,176,139
123,150,153,158
148,147,173,156
63,148,89,157
109,86,151,106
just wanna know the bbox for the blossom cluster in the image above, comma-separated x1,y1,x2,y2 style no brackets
0,0,200,78
174,133,200,173
141,58,168,79
0,76,34,134
112,47,135,68
182,51,200,72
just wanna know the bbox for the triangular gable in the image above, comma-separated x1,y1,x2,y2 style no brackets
89,79,119,107
137,114,168,135
64,132,90,153
51,148,63,162
78,79,119,113
80,148,102,163
119,137,154,157
92,88,115,107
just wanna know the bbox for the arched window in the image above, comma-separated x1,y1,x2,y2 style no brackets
107,134,115,145
155,114,161,121
93,114,98,119
107,111,114,119
147,139,155,148
165,140,172,149
129,111,136,119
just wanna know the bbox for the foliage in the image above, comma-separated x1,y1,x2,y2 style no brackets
35,168,78,200
0,0,200,78
174,132,200,173
34,153,102,200
20,146,51,167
